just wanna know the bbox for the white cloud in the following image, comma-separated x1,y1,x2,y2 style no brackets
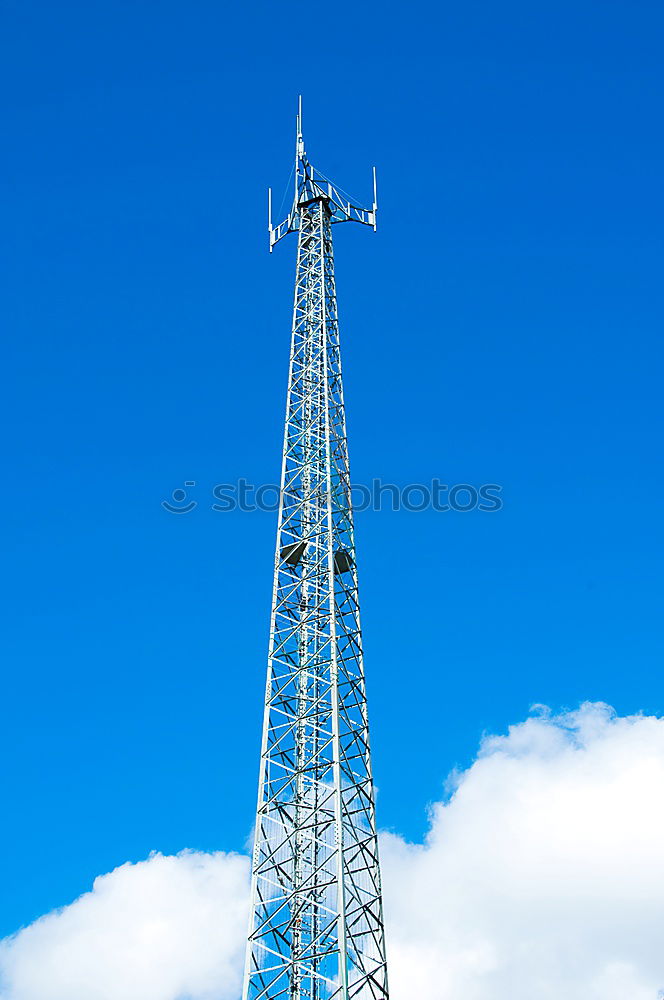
2,703,664,1000
0,851,249,1000
381,702,664,1000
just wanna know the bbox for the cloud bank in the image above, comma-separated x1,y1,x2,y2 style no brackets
381,702,664,1000
2,703,664,1000
0,852,248,1000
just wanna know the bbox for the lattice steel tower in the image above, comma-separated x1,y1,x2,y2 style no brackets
242,102,389,1000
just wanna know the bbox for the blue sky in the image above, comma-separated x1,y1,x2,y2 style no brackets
2,0,663,940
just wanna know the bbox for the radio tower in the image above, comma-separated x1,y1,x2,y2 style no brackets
242,101,389,1000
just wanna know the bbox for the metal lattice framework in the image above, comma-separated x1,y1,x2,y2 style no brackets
242,103,389,1000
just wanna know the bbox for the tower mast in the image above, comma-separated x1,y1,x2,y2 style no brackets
244,101,388,1000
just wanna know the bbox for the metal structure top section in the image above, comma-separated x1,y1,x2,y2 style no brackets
269,96,377,251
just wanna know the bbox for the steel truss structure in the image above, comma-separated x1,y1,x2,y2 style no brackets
242,103,389,1000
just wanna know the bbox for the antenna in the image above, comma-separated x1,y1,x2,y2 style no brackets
295,94,305,178
295,95,303,200
268,101,377,250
